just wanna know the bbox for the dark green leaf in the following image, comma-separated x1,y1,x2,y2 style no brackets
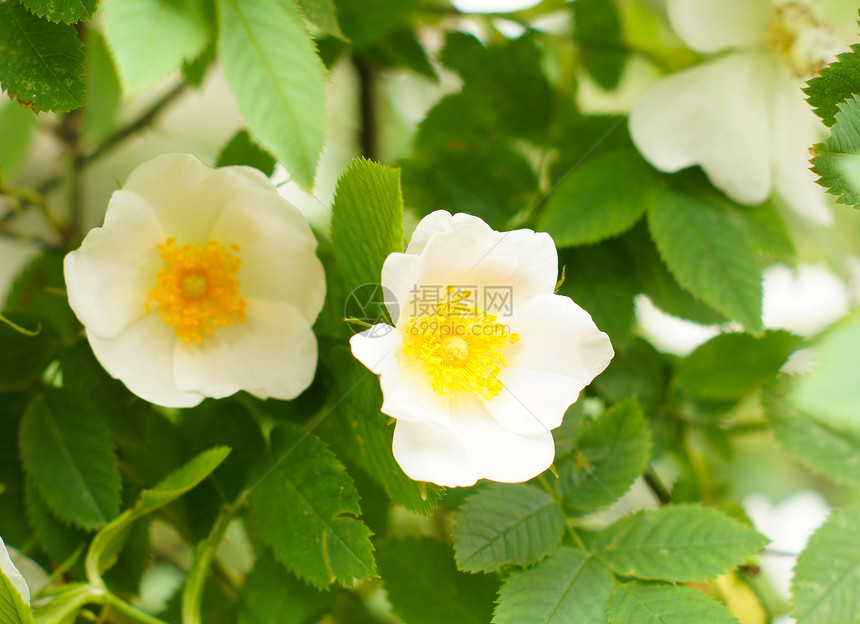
101,0,210,94
5,251,79,341
811,94,860,208
294,0,345,39
647,189,762,334
573,0,629,90
24,479,89,567
0,1,85,112
539,150,657,247
592,504,767,581
453,483,564,572
239,550,334,624
0,316,60,392
377,537,498,624
592,337,670,413
20,0,97,23
558,399,651,515
218,0,326,188
792,506,860,624
609,581,740,624
678,331,802,400
494,547,613,624
19,390,120,530
248,425,376,588
332,0,418,46
216,130,277,176
805,42,860,127
358,28,436,80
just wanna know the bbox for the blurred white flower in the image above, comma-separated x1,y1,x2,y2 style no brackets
65,153,325,408
0,535,29,606
350,211,614,487
744,489,830,601
763,263,849,335
630,0,847,224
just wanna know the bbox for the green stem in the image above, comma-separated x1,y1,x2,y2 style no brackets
643,467,672,506
106,593,171,624
181,502,239,624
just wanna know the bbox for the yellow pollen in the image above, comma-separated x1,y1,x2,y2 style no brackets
146,237,247,344
402,287,520,400
767,2,839,79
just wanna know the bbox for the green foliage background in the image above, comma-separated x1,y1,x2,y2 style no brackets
1,0,860,623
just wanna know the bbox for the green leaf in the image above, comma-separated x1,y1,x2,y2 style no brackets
248,424,376,588
238,550,334,624
100,0,210,94
0,102,35,177
0,562,32,624
452,483,564,573
0,1,85,112
19,390,120,530
792,312,860,430
573,0,629,90
377,536,498,624
592,504,767,582
792,506,860,624
359,28,436,80
0,316,61,392
539,150,657,247
609,581,740,624
558,399,651,515
493,547,614,624
647,190,762,334
294,0,345,39
805,42,860,127
218,0,327,188
82,29,121,145
19,0,96,23
592,337,670,414
332,0,418,46
811,94,860,208
216,130,276,176
764,382,860,486
85,447,230,580
330,157,404,293
24,479,88,567
677,331,802,400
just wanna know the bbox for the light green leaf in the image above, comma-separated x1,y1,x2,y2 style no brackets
493,547,614,624
765,382,860,486
377,537,498,624
559,398,651,515
216,130,276,176
19,0,97,23
331,157,404,294
100,0,209,94
19,390,120,530
647,190,763,334
248,425,376,588
811,94,860,209
0,102,35,177
218,0,326,188
538,150,656,247
792,312,860,429
293,0,345,39
0,2,85,112
0,565,32,624
82,29,121,145
85,447,230,580
238,550,334,624
792,506,860,624
609,582,740,624
678,331,802,400
805,42,860,127
452,483,564,572
592,504,767,582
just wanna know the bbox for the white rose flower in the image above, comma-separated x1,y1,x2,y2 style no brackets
64,153,326,408
349,211,614,487
629,0,846,224
0,535,29,606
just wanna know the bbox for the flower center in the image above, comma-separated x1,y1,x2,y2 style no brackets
767,2,839,79
146,238,247,343
402,287,520,400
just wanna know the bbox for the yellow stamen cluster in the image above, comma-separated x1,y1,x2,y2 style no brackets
402,287,520,400
146,238,247,343
768,2,838,79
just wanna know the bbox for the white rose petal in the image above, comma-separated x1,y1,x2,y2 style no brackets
65,153,326,408
350,210,614,487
